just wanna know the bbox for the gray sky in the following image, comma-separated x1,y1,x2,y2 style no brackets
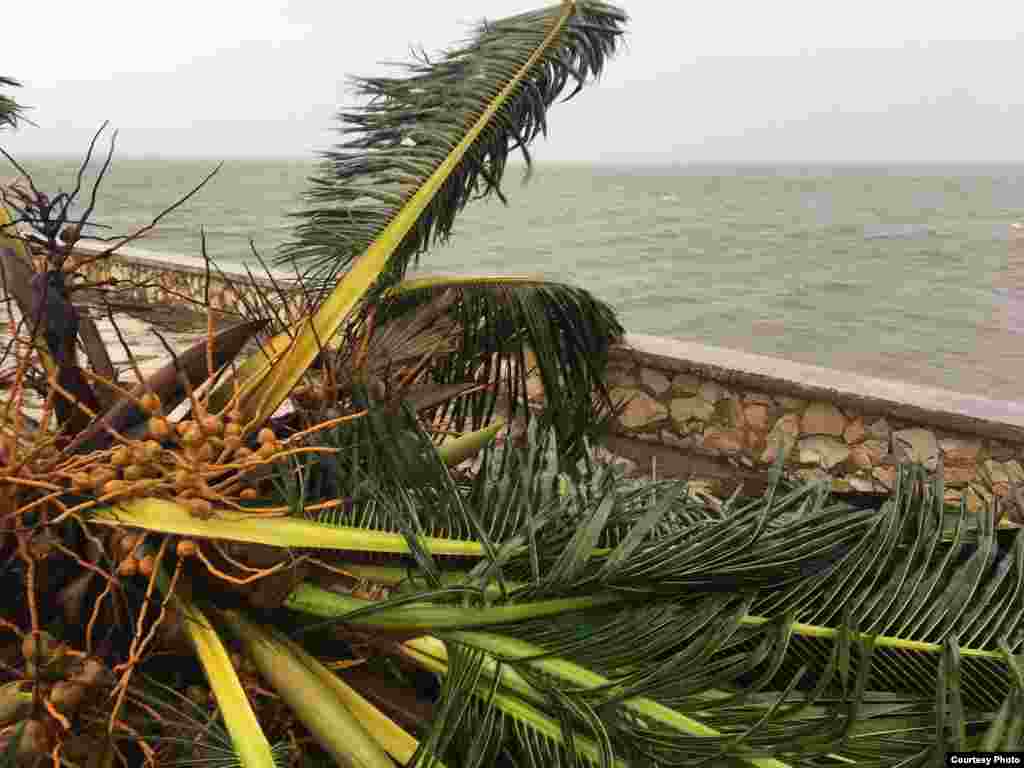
4,0,1024,163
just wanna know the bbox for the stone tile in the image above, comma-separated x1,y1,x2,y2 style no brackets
939,437,982,465
775,395,807,411
670,397,715,424
703,427,744,454
843,417,866,445
640,368,671,395
892,428,939,471
849,441,885,469
698,381,725,403
671,373,701,396
744,403,770,431
872,466,897,490
743,391,775,406
797,435,850,469
943,465,976,485
866,417,891,442
800,402,847,437
617,391,667,430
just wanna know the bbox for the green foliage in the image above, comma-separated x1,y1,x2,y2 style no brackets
281,2,627,293
282,451,1024,766
0,77,27,131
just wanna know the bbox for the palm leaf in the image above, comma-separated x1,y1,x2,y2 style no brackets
280,2,627,290
0,76,27,131
402,639,627,768
374,274,624,463
280,459,1024,764
209,0,626,427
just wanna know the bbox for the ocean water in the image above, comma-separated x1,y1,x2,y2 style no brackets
8,157,1024,400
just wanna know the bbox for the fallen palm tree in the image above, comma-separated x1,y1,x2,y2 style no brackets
1,3,1021,767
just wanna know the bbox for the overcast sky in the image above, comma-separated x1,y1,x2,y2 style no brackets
3,0,1024,163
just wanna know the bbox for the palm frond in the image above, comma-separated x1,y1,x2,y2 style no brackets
370,274,625,463
0,76,28,131
280,456,1024,764
209,2,625,427
404,640,623,768
279,1,627,291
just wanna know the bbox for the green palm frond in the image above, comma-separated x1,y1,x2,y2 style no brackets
371,274,624,462
405,641,624,768
279,2,628,291
211,1,626,427
281,457,1024,765
0,76,28,131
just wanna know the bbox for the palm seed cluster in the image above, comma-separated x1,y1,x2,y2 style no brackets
65,393,284,516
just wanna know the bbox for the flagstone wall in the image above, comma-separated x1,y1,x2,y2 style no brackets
598,334,1024,521
67,240,300,316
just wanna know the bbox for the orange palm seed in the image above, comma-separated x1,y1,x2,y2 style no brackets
201,415,224,436
138,556,155,577
176,539,198,557
139,392,161,414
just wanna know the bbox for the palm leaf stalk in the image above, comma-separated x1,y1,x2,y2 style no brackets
215,609,399,768
247,620,429,766
148,563,278,768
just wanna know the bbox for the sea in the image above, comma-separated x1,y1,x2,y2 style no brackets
9,157,1024,401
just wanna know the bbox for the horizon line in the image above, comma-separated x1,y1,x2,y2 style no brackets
7,154,1024,167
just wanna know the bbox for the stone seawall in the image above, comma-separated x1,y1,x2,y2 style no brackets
63,245,1024,520
600,334,1024,519
67,239,301,318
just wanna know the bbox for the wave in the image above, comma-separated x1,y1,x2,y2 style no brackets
862,224,935,240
